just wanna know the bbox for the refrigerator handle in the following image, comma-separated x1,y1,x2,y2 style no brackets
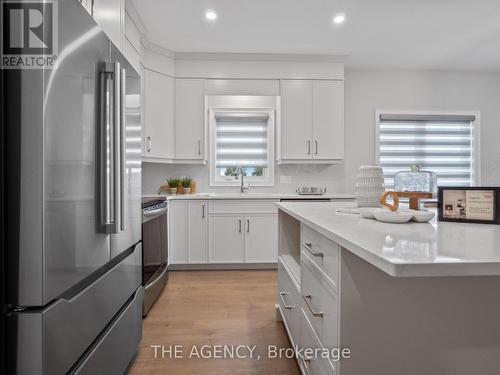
112,61,122,234
119,67,126,231
98,63,116,233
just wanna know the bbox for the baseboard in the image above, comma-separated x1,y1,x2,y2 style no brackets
168,263,278,271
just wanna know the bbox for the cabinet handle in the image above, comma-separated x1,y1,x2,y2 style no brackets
238,219,242,233
307,140,311,155
279,292,295,309
202,204,205,218
302,243,324,258
314,140,318,155
247,219,250,233
146,136,151,152
303,295,324,318
198,139,201,155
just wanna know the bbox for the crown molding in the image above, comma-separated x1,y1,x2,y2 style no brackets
173,52,349,63
125,0,148,35
141,39,176,59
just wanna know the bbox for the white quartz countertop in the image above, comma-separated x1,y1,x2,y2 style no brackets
142,192,355,200
277,201,500,277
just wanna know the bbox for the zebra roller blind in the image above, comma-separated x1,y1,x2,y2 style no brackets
215,112,270,168
378,113,476,189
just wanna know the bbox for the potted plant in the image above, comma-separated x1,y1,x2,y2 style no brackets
182,178,192,194
167,178,179,195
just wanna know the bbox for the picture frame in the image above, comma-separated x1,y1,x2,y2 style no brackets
438,187,500,224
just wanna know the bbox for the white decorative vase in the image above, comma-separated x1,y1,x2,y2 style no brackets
355,166,386,208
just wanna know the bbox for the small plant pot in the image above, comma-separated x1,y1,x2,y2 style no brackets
183,188,191,194
169,187,177,195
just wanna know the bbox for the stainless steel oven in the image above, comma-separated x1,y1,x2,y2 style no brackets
142,199,168,316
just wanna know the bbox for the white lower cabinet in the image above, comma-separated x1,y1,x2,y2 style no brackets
169,200,188,264
169,200,278,265
298,310,337,375
208,215,245,263
277,223,340,375
169,200,207,264
187,201,208,263
278,259,301,344
245,215,278,263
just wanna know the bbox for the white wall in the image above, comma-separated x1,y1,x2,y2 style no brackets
142,69,500,195
344,69,500,191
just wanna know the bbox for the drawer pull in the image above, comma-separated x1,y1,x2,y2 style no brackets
303,295,324,317
279,292,295,310
302,243,324,258
300,357,311,375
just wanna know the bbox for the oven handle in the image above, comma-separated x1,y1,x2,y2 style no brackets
145,264,168,291
143,206,168,218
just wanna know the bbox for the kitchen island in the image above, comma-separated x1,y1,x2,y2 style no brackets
276,201,500,375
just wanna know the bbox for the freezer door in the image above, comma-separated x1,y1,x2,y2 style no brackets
109,46,142,258
5,0,112,307
7,244,142,375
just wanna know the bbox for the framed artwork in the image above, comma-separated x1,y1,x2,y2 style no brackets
438,187,500,224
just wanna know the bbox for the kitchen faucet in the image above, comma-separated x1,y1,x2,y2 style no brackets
235,167,250,193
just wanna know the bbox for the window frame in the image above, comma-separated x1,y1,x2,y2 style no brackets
209,108,275,187
374,109,481,186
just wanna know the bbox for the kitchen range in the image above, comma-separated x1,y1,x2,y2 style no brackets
2,0,500,374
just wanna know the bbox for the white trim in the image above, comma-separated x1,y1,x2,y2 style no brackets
209,108,275,187
174,52,348,63
374,109,481,186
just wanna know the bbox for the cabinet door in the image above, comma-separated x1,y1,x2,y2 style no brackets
168,201,188,264
175,79,205,161
244,215,278,263
144,70,174,159
92,0,123,50
187,201,208,263
312,80,344,160
209,216,245,263
280,80,313,160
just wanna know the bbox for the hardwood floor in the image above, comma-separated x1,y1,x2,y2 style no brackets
129,270,300,375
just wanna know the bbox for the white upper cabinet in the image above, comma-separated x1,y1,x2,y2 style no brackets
278,79,344,163
280,80,313,160
92,0,124,50
175,79,206,163
143,69,175,160
312,80,344,160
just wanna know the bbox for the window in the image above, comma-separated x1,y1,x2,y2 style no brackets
209,109,274,186
376,111,480,189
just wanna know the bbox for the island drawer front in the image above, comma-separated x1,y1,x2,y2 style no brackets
301,253,339,350
301,224,339,292
298,309,337,375
209,200,279,214
278,260,300,344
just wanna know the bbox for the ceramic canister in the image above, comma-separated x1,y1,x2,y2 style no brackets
355,166,386,208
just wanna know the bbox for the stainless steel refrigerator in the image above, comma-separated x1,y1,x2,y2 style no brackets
2,0,143,373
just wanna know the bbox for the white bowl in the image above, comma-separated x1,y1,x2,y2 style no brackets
373,210,414,223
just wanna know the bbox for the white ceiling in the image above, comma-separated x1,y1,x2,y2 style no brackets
132,0,500,70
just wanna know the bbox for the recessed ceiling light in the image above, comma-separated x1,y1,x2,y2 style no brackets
205,10,217,21
333,13,346,24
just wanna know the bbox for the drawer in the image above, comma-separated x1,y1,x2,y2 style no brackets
298,309,337,375
209,199,278,214
7,244,142,375
75,287,143,375
301,224,339,291
301,253,339,351
278,258,301,345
